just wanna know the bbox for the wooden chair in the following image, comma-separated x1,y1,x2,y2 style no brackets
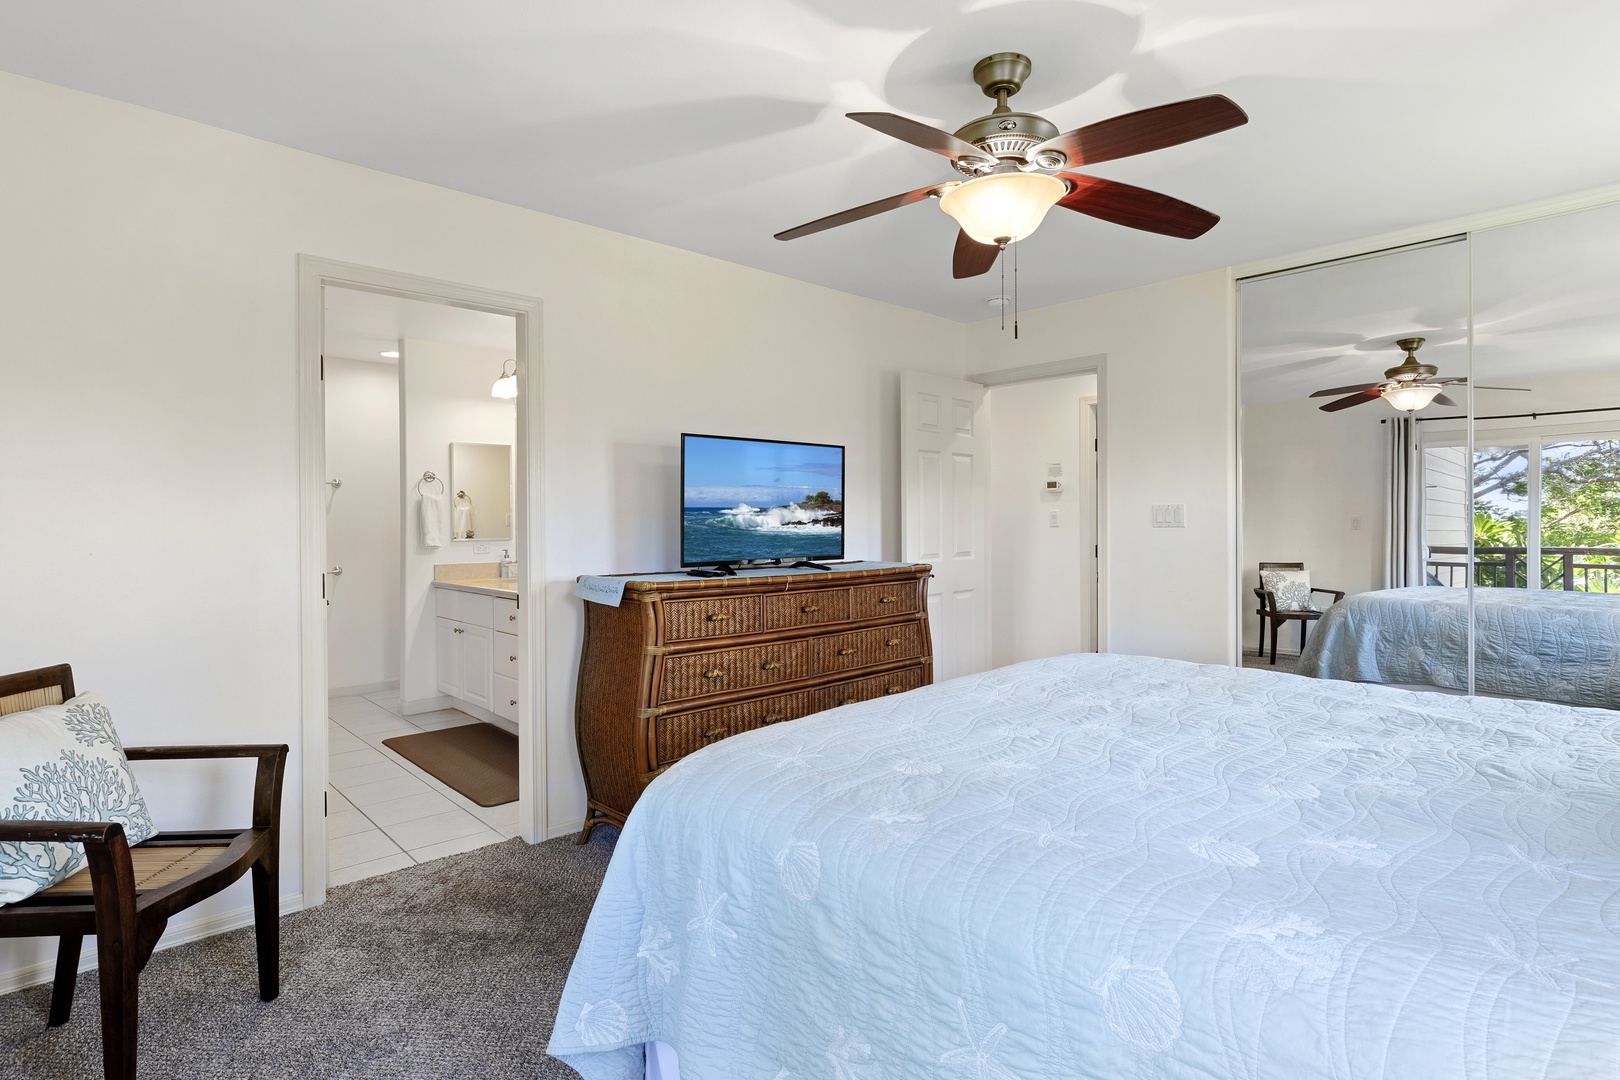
1254,562,1345,664
0,664,288,1080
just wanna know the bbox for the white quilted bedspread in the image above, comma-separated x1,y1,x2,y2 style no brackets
548,654,1620,1079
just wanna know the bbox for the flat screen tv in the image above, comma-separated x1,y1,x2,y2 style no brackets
681,433,845,567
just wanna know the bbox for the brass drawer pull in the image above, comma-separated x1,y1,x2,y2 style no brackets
885,638,902,647
841,698,857,706
509,699,517,706
885,686,904,695
707,612,731,622
837,647,856,656
762,714,785,725
761,660,782,671
879,596,897,604
509,655,517,662
508,614,517,622
702,727,726,741
703,669,725,679
801,604,820,614
452,627,464,634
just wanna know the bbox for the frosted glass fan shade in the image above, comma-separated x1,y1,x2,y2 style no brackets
938,172,1067,245
1383,383,1443,412
491,360,517,400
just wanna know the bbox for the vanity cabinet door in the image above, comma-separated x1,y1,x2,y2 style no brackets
457,623,493,710
435,618,462,699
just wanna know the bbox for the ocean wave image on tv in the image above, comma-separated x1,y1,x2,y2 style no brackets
683,435,843,564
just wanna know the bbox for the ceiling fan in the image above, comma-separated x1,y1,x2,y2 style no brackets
1310,337,1530,413
774,52,1247,279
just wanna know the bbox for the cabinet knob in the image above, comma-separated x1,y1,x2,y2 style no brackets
885,638,902,647
706,612,731,622
452,627,464,634
509,655,517,662
508,614,517,622
704,668,725,679
800,604,820,613
879,595,897,604
702,727,726,741
837,647,856,657
509,699,517,706
761,660,782,671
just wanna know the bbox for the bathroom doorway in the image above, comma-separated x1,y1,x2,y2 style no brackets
297,258,546,906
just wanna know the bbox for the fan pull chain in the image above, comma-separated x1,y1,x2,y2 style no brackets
1013,240,1020,340
999,245,1006,331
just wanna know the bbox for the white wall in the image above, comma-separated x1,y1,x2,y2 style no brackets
0,70,966,987
401,337,518,711
966,270,1239,665
323,357,402,693
1239,398,1386,651
988,374,1097,667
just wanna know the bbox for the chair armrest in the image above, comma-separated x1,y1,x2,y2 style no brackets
124,744,289,831
0,820,125,846
1310,587,1347,602
1256,588,1278,613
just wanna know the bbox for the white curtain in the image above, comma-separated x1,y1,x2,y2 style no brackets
1384,417,1424,588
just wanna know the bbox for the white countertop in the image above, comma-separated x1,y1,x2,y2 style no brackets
432,577,518,599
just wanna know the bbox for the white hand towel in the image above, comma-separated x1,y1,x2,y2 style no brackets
454,504,473,540
420,492,444,548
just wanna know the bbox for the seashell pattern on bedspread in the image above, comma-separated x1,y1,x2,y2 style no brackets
548,653,1620,1079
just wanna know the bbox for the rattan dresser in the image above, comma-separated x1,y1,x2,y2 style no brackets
574,563,933,841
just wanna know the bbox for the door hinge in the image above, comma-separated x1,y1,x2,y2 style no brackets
320,354,325,380
324,790,328,817
1093,438,1098,451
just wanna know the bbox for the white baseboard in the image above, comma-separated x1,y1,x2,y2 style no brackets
439,698,518,735
0,893,304,997
329,680,399,699
400,694,452,716
545,816,585,842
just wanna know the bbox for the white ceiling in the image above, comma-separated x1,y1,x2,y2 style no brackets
1241,201,1620,406
323,286,515,362
5,1,1620,321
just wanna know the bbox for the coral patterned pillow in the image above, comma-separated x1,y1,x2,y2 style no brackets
1261,570,1317,613
0,693,156,906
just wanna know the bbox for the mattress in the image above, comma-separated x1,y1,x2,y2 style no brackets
548,653,1620,1079
1299,586,1620,709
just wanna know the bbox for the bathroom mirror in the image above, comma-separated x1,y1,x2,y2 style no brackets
449,441,513,541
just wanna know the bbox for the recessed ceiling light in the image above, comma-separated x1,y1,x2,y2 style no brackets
381,350,399,358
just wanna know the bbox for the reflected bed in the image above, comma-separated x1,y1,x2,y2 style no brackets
548,653,1620,1079
1299,586,1620,709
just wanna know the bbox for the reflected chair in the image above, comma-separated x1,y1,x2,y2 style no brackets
0,664,287,1080
1254,562,1346,664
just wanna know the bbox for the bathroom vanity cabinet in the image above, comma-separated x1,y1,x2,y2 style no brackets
434,585,519,724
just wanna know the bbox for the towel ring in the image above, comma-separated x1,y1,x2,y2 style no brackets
454,489,474,506
416,471,444,496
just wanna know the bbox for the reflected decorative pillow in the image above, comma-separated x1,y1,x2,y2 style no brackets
0,693,156,906
1261,570,1317,612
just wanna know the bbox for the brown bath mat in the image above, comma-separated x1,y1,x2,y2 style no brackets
383,723,518,807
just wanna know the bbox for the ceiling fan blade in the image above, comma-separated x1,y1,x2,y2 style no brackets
953,230,1000,279
1056,174,1219,239
1432,392,1458,407
1319,389,1383,413
775,183,941,241
1476,385,1532,391
1309,382,1381,398
846,112,991,165
1030,95,1248,168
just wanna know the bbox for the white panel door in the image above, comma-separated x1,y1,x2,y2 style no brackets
435,618,462,698
901,370,990,681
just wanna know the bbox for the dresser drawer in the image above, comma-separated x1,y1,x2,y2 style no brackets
663,596,762,641
494,631,519,680
437,587,494,627
655,690,816,765
818,665,928,711
813,622,925,675
657,640,810,704
850,583,917,621
492,673,518,722
762,587,850,629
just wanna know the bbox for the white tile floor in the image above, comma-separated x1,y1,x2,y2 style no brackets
325,690,519,887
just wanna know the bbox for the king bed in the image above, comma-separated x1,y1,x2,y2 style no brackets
1299,586,1620,709
548,653,1620,1079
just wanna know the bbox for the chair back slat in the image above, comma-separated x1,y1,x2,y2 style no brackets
0,665,75,717
1258,562,1305,573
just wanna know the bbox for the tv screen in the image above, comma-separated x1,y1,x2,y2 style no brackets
681,433,845,566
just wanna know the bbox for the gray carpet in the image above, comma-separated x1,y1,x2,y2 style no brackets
0,831,616,1079
1242,649,1300,675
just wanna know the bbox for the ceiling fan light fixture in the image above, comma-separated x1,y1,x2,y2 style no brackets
1383,382,1443,413
938,171,1066,245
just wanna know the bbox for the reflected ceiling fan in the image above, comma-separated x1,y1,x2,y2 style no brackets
1311,337,1530,413
774,52,1247,279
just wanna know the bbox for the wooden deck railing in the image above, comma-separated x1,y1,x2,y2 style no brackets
1427,546,1620,591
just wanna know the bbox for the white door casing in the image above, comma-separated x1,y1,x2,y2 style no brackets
901,370,990,682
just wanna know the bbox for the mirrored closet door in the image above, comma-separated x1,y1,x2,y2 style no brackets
1467,203,1620,708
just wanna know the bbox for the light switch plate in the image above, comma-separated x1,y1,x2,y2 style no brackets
1151,504,1186,528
